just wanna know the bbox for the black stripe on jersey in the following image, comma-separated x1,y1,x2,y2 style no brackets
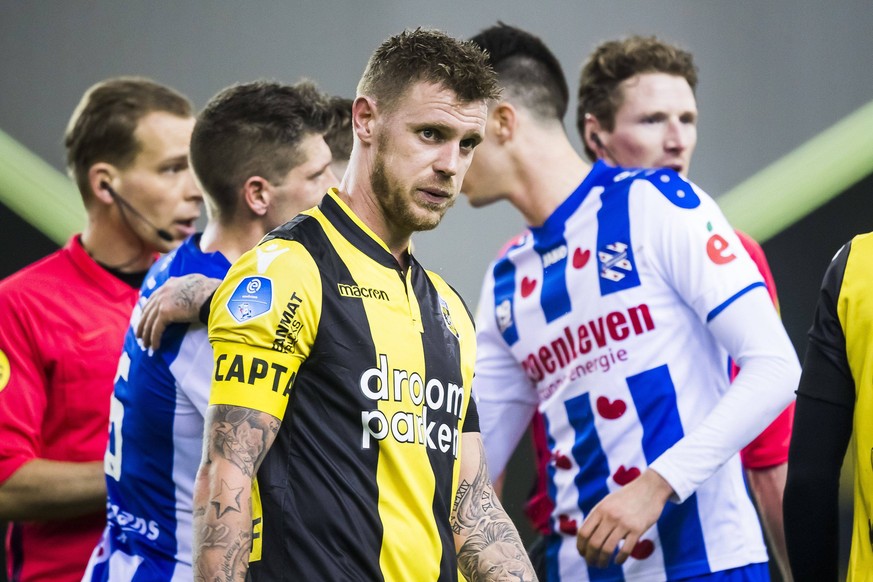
256,215,386,581
414,258,465,581
319,193,400,269
797,240,853,407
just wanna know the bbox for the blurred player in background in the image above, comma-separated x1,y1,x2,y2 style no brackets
83,80,334,580
465,23,798,581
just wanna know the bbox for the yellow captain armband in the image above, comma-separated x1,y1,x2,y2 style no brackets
209,341,299,421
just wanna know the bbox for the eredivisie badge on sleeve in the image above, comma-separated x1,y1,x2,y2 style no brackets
227,276,273,323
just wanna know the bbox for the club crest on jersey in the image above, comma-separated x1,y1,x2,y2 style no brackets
599,242,634,282
227,276,273,323
439,296,460,339
495,299,513,333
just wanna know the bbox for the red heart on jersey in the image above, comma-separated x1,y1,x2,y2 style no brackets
573,248,591,269
520,276,537,298
596,396,626,419
553,451,572,470
613,465,641,486
630,539,655,560
558,514,578,535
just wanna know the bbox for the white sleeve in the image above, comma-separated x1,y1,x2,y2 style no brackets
649,288,800,502
472,266,539,477
170,327,214,417
636,176,801,501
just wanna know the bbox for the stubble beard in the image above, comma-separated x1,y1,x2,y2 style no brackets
370,145,453,234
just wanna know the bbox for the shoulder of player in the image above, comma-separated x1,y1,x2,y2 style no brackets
618,168,712,211
0,247,75,307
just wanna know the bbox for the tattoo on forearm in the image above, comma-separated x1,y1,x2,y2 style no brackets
454,439,536,581
210,406,278,477
175,275,207,310
199,522,231,548
211,479,244,518
195,516,252,581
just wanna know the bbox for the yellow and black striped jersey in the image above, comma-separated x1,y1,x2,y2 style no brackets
796,232,873,579
208,189,478,581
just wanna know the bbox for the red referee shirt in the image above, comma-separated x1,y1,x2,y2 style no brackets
0,235,140,582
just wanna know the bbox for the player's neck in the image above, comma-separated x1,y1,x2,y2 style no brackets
337,163,412,269
514,132,590,227
200,218,264,264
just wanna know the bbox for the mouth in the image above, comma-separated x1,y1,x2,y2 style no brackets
418,187,453,205
173,218,198,238
664,162,686,175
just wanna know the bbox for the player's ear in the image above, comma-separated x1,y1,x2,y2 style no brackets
243,176,270,216
584,113,606,158
87,163,118,205
492,102,517,144
353,96,376,146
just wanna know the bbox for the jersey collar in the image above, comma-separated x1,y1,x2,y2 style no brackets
320,189,410,271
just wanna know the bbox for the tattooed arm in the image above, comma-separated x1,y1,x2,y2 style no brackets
136,274,221,349
193,404,279,582
452,432,537,582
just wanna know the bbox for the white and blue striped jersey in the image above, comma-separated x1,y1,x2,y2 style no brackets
84,235,230,581
475,161,797,581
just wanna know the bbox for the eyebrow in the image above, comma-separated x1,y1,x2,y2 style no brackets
160,153,189,164
306,159,332,180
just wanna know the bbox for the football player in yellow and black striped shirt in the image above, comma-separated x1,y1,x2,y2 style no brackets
786,232,873,580
191,28,537,582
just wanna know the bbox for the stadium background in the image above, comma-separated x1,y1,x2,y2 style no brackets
1,2,872,579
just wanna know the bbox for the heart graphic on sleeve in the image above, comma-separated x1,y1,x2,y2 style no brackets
520,277,537,298
596,396,626,419
630,539,655,560
573,248,591,269
558,514,578,536
613,465,641,486
552,451,572,470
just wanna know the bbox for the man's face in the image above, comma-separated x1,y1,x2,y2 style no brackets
265,133,336,231
370,81,487,235
115,111,201,253
599,72,698,176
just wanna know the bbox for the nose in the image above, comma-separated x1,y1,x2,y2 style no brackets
433,142,460,177
184,168,203,201
664,119,688,154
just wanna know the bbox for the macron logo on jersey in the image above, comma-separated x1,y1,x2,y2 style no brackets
257,243,288,273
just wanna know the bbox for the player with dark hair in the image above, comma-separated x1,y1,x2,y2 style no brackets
0,77,199,582
465,23,799,581
83,80,335,581
192,28,535,582
324,95,354,178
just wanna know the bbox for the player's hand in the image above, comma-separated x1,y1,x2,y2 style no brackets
136,274,221,349
576,468,673,568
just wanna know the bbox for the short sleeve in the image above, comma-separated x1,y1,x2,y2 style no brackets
208,240,322,421
795,242,854,409
0,287,47,482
